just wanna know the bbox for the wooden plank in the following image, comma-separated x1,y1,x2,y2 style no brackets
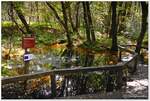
118,50,122,62
50,74,56,97
116,68,123,90
2,71,51,85
2,64,123,85
120,44,148,50
118,45,135,54
122,53,138,66
57,91,123,99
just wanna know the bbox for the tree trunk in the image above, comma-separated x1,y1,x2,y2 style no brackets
68,2,81,38
75,2,81,37
68,3,76,32
86,2,96,42
117,2,123,33
61,2,72,47
83,2,91,43
111,2,118,51
118,2,128,33
29,2,33,25
35,2,40,22
135,2,148,54
105,3,111,37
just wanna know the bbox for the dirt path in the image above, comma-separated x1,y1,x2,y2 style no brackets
122,63,148,99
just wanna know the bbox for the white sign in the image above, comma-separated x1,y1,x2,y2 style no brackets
24,54,34,61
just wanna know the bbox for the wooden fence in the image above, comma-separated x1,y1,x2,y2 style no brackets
1,45,139,98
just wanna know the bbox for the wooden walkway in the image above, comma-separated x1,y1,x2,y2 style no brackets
58,64,148,99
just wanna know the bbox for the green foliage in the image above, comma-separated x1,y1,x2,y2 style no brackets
79,37,111,52
1,64,10,76
37,33,54,45
30,22,61,29
143,32,148,46
97,36,112,47
44,63,53,69
66,72,105,91
2,21,66,47
130,32,139,40
2,21,13,27
86,73,105,91
117,35,128,44
1,63,18,77
30,22,51,28
93,56,110,66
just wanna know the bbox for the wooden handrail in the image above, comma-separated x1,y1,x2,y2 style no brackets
119,44,148,50
118,45,135,54
122,53,138,66
2,64,123,85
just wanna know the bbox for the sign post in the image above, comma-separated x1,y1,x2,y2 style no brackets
22,36,35,74
22,34,35,90
24,49,30,74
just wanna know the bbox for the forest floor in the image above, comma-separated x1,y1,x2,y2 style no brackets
58,63,148,99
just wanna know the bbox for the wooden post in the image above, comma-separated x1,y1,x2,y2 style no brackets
118,49,122,62
23,48,30,90
116,68,123,90
132,55,138,73
24,48,29,74
50,74,56,98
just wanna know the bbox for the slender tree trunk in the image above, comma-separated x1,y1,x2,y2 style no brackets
135,2,148,54
118,2,128,33
68,3,76,32
29,2,33,25
75,2,80,37
83,2,91,43
35,2,39,22
68,2,80,37
86,2,96,42
117,2,123,33
105,3,111,37
111,2,118,51
61,2,72,47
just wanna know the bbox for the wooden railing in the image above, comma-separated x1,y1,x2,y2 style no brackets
2,64,123,85
118,45,138,72
119,44,148,50
2,45,139,98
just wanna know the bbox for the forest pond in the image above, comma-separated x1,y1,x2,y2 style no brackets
2,43,126,77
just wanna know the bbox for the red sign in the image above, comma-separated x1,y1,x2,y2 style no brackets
22,37,35,49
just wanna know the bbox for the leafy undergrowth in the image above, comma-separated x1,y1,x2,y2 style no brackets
78,40,111,53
